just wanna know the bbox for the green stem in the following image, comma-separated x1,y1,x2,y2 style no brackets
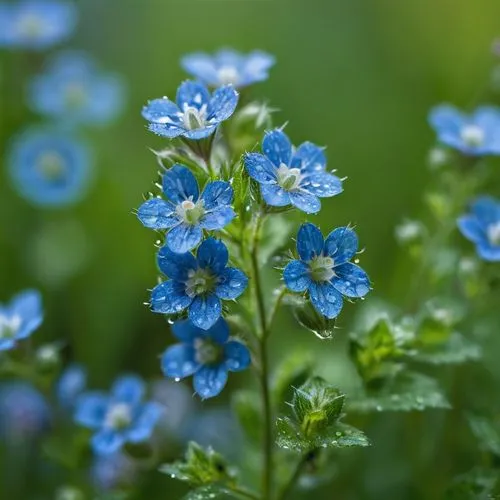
229,486,261,500
276,451,313,500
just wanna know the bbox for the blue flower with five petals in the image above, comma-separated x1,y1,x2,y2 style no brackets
283,223,371,319
75,375,162,456
161,318,251,399
137,164,235,253
181,49,275,88
429,105,500,156
142,80,238,140
244,129,343,214
458,196,500,262
0,290,43,352
150,238,248,330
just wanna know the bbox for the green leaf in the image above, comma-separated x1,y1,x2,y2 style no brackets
413,333,481,365
417,317,451,346
259,214,294,266
467,414,500,456
446,467,499,499
232,390,262,443
183,484,234,500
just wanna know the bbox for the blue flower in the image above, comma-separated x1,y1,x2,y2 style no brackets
283,223,371,319
244,129,343,214
458,196,500,262
75,375,162,456
142,80,239,140
91,451,136,491
161,318,251,399
0,290,43,352
8,129,92,207
0,0,77,50
181,49,275,88
28,51,125,126
429,105,500,156
137,164,235,253
57,363,87,409
150,238,248,330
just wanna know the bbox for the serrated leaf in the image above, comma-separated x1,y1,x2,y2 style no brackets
232,390,262,443
413,333,481,365
467,414,500,456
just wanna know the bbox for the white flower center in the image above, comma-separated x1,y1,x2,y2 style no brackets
175,199,205,225
0,314,21,340
487,221,500,246
64,83,88,110
105,403,132,430
185,268,217,298
217,65,239,85
276,164,302,191
17,13,44,38
460,125,484,147
182,103,208,130
309,255,335,282
194,337,223,365
36,151,66,180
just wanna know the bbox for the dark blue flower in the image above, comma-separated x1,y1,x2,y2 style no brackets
28,51,125,126
283,223,371,319
0,290,43,352
0,0,77,50
8,129,92,207
244,129,343,214
181,49,275,88
57,363,87,409
429,105,500,156
142,80,239,140
458,196,500,262
75,375,162,456
137,164,235,253
161,318,251,399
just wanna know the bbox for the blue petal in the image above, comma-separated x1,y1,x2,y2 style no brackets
208,85,239,122
457,215,485,243
161,344,199,378
166,224,203,253
176,80,210,110
127,402,162,443
150,281,192,314
289,190,321,214
10,289,43,340
283,260,311,292
324,227,358,264
193,365,228,399
75,392,108,429
302,172,343,198
201,181,233,209
290,142,326,173
57,363,87,408
309,282,344,319
205,318,230,344
137,198,178,229
142,98,180,123
157,245,197,280
477,242,500,262
244,153,277,183
171,319,205,342
0,339,15,351
261,183,290,207
162,165,199,204
183,124,218,140
262,129,292,167
215,268,248,299
92,430,125,456
148,122,185,138
188,294,222,330
181,53,219,85
332,263,371,298
470,196,500,225
296,223,324,261
111,375,145,406
240,51,275,85
197,238,228,275
429,104,465,135
200,206,235,230
224,341,251,372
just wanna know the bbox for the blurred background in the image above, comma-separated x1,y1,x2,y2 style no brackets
2,0,500,498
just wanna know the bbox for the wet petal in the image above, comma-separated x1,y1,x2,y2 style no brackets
148,122,185,138
324,227,358,264
150,281,192,314
142,98,180,123
161,344,199,378
157,245,197,280
188,294,222,330
171,319,205,343
201,181,233,209
289,190,321,214
176,81,210,110
205,318,230,344
290,141,326,173
196,238,228,275
208,85,239,122
193,365,228,399
262,129,292,167
244,153,277,183
200,206,235,230
332,263,371,298
309,282,343,319
302,172,343,198
296,223,324,261
166,224,203,253
283,260,311,292
261,183,290,207
215,268,248,299
137,198,178,229
224,341,251,372
162,164,199,204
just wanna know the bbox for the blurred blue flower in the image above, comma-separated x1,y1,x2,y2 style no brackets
283,223,371,319
91,451,136,491
75,375,162,456
162,319,250,399
181,49,275,88
458,196,500,262
8,129,92,207
151,238,248,330
57,363,87,409
244,129,343,214
142,80,239,140
0,382,50,442
0,290,43,352
137,164,235,253
0,0,77,50
429,105,500,156
28,51,125,126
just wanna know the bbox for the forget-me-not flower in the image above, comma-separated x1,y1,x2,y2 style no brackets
75,375,162,456
57,363,87,409
244,129,343,214
0,0,77,50
137,164,235,253
151,238,248,330
429,105,500,156
28,51,125,126
181,49,275,88
458,196,500,262
161,318,250,399
8,129,92,207
0,290,43,352
283,223,371,319
142,80,239,140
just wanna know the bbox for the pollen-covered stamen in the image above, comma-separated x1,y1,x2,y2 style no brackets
276,164,302,191
182,102,208,130
64,83,88,109
460,124,485,147
104,403,132,430
487,221,500,246
309,255,336,282
0,315,21,340
217,66,239,85
185,268,217,298
36,151,66,181
194,337,223,365
175,199,205,225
